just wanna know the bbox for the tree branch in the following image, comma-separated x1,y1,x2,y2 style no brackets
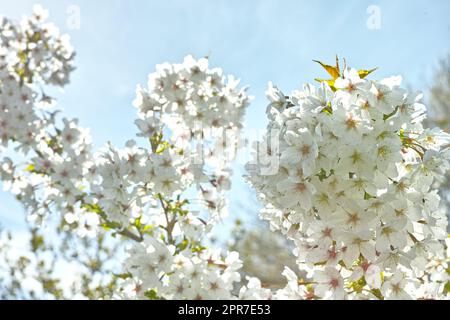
118,228,143,243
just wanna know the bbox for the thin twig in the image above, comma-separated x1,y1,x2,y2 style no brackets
118,228,143,242
157,194,175,244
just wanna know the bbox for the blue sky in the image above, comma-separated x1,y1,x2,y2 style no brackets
1,0,450,232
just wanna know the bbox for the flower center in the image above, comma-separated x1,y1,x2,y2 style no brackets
345,116,357,129
296,183,307,193
301,144,311,156
329,278,339,289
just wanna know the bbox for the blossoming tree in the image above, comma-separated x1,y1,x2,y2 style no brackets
1,7,449,300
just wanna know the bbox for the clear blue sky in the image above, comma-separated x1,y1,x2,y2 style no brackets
1,0,450,232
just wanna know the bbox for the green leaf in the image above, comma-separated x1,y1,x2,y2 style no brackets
347,276,366,293
144,289,160,300
29,31,41,43
134,215,142,229
313,60,340,79
156,141,171,154
364,191,375,200
142,225,154,233
316,168,327,182
191,245,206,253
176,238,189,253
25,164,36,172
444,281,450,295
18,50,28,64
81,203,104,215
314,78,337,92
358,67,378,79
383,106,399,121
370,288,384,300
113,272,132,280
30,234,44,252
100,221,121,230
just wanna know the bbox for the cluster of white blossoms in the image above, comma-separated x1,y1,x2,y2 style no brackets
130,55,251,222
109,56,255,299
1,8,449,300
119,239,243,299
246,65,450,299
0,6,98,238
0,5,75,86
0,7,253,300
133,55,249,142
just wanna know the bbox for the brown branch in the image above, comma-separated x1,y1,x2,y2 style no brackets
157,194,175,244
118,228,143,243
